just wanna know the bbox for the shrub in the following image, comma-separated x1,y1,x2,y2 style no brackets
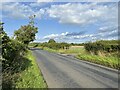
84,40,119,55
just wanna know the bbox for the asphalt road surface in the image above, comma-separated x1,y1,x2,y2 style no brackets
32,48,119,88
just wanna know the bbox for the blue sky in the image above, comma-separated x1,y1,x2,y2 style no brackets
0,1,118,43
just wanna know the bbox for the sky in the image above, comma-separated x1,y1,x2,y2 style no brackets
0,0,119,43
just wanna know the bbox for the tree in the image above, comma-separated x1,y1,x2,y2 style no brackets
0,22,10,49
48,39,56,43
60,42,70,49
14,15,38,45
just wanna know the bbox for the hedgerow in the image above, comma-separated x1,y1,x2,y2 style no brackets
40,39,70,50
84,41,120,55
1,15,38,89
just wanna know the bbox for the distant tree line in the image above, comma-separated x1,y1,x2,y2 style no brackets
40,39,70,50
29,39,120,55
29,39,71,50
70,43,85,46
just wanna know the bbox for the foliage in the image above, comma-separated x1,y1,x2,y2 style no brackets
48,39,56,43
14,16,38,45
84,40,120,55
1,22,28,89
2,39,26,69
70,43,85,46
1,22,26,70
40,40,70,50
1,16,40,89
0,22,9,47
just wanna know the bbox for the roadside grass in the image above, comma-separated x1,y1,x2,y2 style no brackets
76,54,119,69
43,47,58,53
41,46,85,54
40,46,119,69
15,50,47,88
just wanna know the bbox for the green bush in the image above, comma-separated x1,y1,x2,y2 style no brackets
1,22,28,89
84,40,119,55
2,34,27,89
2,39,26,69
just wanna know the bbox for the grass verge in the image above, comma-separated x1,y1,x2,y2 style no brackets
15,50,47,88
41,47,119,69
76,54,119,69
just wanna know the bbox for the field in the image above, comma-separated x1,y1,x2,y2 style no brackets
59,46,85,54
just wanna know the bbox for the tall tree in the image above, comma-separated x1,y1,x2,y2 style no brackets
14,15,38,45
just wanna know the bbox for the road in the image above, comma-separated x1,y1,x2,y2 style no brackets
32,48,119,88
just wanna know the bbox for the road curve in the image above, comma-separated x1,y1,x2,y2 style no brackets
32,48,118,88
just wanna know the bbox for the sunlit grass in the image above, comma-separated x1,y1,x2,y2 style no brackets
58,46,85,54
76,54,119,69
16,50,47,88
42,46,119,69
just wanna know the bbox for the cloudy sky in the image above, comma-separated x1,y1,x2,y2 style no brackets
1,0,118,43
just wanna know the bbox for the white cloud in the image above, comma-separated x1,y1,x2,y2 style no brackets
98,25,117,33
43,32,69,39
37,0,54,2
1,2,118,24
0,0,119,2
0,0,37,2
72,34,94,39
1,2,118,43
41,32,93,42
29,2,45,7
29,2,52,8
46,3,117,25
95,22,118,41
54,0,119,2
0,0,18,2
40,29,118,43
43,34,59,39
1,2,45,19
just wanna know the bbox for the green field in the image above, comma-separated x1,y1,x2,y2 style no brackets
16,50,47,88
